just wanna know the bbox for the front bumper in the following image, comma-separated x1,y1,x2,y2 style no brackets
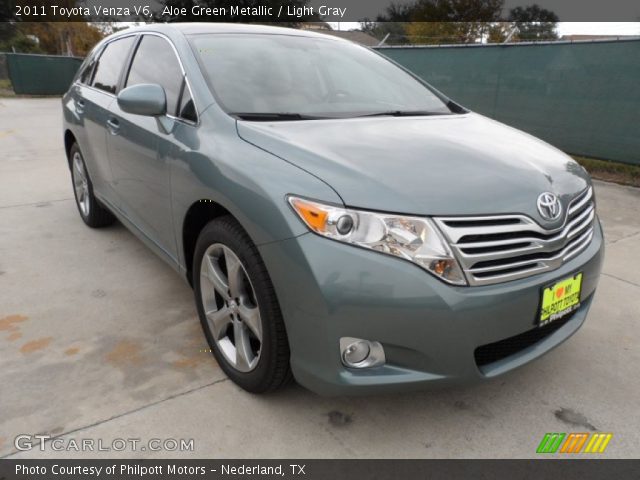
258,218,604,395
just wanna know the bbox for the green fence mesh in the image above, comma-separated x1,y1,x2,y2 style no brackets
378,40,640,165
4,42,639,165
5,53,83,96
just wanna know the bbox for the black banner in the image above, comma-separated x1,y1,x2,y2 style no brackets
2,0,640,22
0,460,639,480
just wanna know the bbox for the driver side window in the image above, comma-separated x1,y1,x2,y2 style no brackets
126,35,183,116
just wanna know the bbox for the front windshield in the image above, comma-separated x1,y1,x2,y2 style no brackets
189,33,453,119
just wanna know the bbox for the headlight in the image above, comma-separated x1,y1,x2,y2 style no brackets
288,196,467,286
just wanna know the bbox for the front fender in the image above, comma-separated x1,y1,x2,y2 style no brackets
170,109,342,271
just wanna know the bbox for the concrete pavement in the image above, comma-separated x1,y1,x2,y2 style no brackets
0,98,638,459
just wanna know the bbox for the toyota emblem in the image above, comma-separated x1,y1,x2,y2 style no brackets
537,192,562,221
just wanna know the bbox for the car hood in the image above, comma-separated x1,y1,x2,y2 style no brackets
236,112,590,224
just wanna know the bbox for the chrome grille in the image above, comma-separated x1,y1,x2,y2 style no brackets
435,187,595,286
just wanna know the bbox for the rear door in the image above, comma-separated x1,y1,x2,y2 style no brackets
106,34,188,261
76,35,136,205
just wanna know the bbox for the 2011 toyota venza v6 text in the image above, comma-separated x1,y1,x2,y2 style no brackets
62,24,603,395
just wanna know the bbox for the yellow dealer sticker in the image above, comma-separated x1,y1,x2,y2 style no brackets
540,273,583,325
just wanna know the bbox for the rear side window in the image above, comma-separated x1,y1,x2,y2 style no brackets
91,36,135,94
78,55,97,84
126,35,183,116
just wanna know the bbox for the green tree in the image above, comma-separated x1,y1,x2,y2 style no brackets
508,4,558,41
0,32,43,53
363,1,558,45
408,0,504,22
11,22,103,56
1,0,18,43
404,22,467,44
360,21,410,45
407,0,503,44
1,1,104,55
360,2,414,44
486,22,511,43
367,0,504,45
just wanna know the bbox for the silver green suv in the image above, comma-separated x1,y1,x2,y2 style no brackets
62,24,603,395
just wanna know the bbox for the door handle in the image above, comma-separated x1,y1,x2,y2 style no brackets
106,118,120,135
75,99,85,114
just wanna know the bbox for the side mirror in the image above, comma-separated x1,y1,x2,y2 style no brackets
117,84,166,117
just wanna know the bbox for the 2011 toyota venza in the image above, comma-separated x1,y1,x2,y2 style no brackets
62,24,603,395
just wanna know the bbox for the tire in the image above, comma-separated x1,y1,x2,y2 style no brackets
69,143,115,228
193,216,292,393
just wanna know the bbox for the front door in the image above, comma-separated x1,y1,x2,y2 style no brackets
106,34,186,261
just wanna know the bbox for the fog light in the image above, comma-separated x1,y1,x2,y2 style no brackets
344,340,370,364
340,337,385,368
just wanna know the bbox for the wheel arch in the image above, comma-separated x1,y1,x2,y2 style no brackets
64,129,77,169
182,198,233,286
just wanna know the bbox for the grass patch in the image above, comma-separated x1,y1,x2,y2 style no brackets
0,78,14,96
572,155,640,188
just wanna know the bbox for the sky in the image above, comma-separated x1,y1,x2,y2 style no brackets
329,22,640,36
114,20,640,38
556,22,640,36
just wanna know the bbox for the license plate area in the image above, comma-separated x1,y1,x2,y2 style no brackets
539,273,583,326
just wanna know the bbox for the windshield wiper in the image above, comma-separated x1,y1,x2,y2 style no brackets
233,111,453,121
231,112,322,121
356,110,452,118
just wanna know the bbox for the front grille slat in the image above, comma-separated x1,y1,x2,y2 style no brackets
460,241,534,255
446,220,538,243
567,208,595,239
567,187,592,215
470,228,593,272
435,187,595,286
457,203,593,250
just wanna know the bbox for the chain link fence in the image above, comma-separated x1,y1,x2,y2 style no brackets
1,52,83,95
0,53,11,93
377,39,640,165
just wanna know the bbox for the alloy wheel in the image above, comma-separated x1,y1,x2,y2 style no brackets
72,152,90,217
199,243,263,372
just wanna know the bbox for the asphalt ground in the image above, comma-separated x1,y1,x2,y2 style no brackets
1,98,639,458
